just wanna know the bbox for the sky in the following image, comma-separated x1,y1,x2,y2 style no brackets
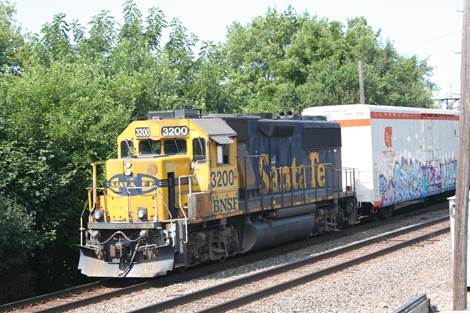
12,0,464,100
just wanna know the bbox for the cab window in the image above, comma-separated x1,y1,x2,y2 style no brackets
120,140,133,158
139,139,161,155
164,139,187,155
192,138,206,161
217,144,230,164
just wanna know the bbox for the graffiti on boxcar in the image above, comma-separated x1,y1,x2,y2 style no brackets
378,157,456,206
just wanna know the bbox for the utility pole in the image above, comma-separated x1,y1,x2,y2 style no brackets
358,60,365,104
453,0,470,309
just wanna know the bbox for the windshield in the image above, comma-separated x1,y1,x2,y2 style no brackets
164,138,187,155
121,140,134,158
139,139,161,155
138,138,187,156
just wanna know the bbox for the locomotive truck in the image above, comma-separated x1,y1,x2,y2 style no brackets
78,109,358,277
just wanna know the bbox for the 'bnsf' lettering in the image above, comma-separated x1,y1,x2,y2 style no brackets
212,197,238,214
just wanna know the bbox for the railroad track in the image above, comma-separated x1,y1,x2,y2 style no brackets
129,215,449,313
1,200,448,313
0,279,110,312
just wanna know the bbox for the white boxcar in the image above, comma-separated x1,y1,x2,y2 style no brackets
302,104,459,212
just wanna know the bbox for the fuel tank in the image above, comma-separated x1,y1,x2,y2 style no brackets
242,213,314,252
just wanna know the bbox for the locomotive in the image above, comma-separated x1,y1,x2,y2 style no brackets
78,109,358,277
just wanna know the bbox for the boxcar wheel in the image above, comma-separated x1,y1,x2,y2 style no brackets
379,206,393,219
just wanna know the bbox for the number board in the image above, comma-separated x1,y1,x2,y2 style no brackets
210,168,237,191
161,126,189,137
135,127,151,137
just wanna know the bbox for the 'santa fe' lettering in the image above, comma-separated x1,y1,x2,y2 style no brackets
259,152,327,193
107,173,158,196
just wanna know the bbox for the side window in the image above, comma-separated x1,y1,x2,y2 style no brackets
120,140,133,158
192,138,206,161
217,144,230,165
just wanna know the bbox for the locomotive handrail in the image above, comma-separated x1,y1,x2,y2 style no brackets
79,201,88,246
153,188,159,222
157,187,172,220
90,161,108,218
335,167,358,197
86,186,108,222
126,187,131,222
177,175,191,244
92,163,98,213
154,187,176,247
87,187,106,191
178,175,193,211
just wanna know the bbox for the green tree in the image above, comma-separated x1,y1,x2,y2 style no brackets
224,7,306,112
191,41,235,112
0,195,36,276
0,1,26,74
224,10,435,112
0,60,132,289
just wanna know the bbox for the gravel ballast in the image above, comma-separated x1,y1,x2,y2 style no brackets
235,233,460,313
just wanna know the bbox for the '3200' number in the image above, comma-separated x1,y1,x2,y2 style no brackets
211,169,235,188
161,126,189,137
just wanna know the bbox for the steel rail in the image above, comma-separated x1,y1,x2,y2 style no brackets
34,280,152,313
129,215,449,313
0,279,109,312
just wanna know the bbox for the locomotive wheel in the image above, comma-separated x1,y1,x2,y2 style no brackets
335,208,345,230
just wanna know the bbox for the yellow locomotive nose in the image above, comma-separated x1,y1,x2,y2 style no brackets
104,158,162,222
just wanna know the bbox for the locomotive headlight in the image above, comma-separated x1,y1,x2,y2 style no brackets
93,209,103,221
124,169,133,176
137,207,148,220
125,161,132,169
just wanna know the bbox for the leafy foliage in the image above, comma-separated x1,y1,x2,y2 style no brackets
0,194,36,276
0,1,435,294
0,1,26,74
224,11,435,112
